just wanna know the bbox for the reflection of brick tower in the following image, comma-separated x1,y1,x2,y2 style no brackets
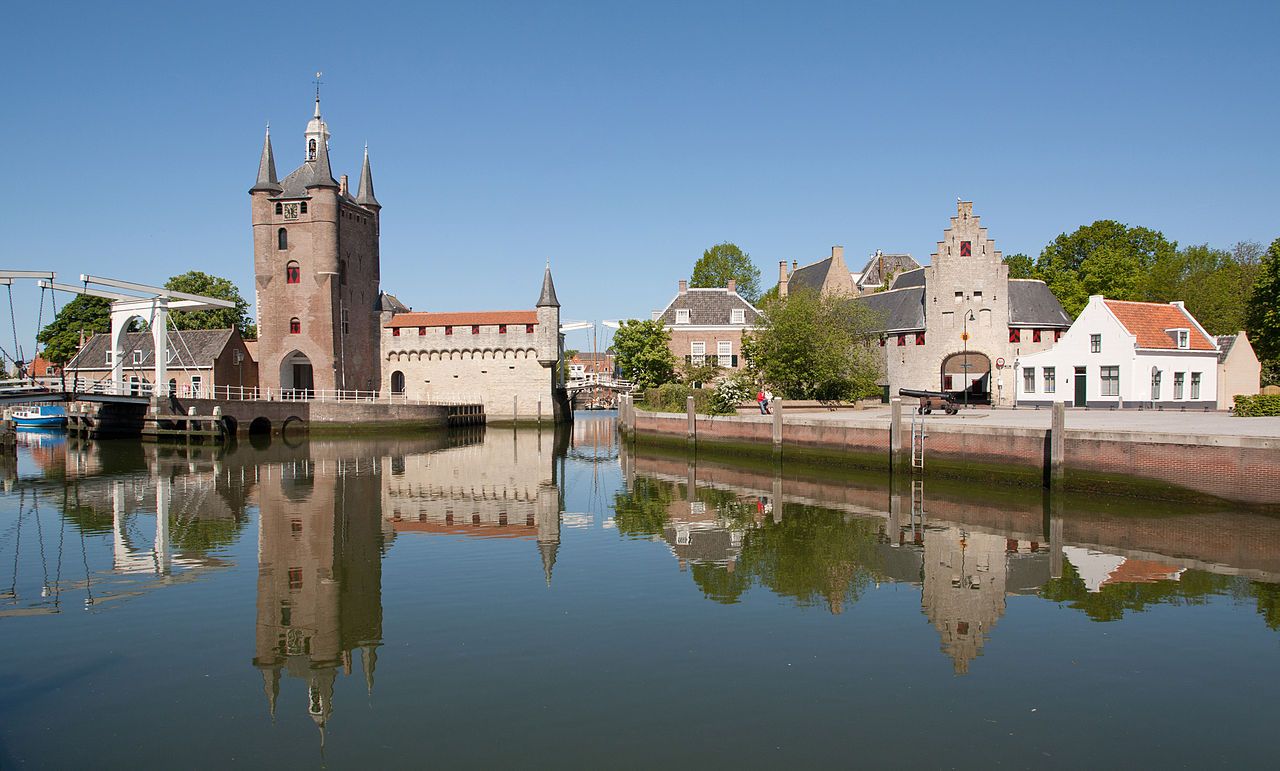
921,527,1008,674
252,456,383,739
250,93,382,393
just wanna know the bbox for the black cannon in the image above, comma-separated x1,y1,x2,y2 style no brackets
898,388,959,415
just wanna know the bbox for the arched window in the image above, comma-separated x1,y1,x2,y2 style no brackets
275,202,283,215
391,371,405,395
168,378,176,395
300,201,307,214
278,228,288,250
308,139,317,160
286,261,300,284
290,318,300,334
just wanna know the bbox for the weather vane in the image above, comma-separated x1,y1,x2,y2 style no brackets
314,71,323,101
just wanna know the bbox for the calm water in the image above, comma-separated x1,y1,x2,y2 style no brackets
1,412,1277,768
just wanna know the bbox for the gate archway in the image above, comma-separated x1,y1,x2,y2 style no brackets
941,351,992,402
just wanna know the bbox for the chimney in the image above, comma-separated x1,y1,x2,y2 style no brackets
340,174,349,196
727,279,736,293
831,246,844,268
779,260,789,297
792,260,798,271
678,280,687,294
651,310,661,320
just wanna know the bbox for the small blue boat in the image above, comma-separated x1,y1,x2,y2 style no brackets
11,405,67,429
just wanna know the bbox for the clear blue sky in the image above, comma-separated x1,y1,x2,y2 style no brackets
3,0,1276,356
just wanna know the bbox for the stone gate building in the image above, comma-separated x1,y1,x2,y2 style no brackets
862,201,1072,403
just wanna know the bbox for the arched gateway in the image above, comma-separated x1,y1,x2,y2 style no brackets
941,351,991,402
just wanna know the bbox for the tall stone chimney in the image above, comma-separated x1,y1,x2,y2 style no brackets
678,280,687,294
727,279,736,293
339,174,349,196
779,261,789,297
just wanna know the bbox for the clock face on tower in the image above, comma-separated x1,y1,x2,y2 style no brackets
282,202,300,220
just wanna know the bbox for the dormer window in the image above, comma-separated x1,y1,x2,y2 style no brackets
731,309,745,324
132,350,142,365
308,139,317,160
1169,328,1190,348
676,309,690,324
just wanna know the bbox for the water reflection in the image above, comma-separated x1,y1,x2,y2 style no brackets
616,439,1280,673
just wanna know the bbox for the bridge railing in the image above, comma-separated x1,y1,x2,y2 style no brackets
20,377,481,407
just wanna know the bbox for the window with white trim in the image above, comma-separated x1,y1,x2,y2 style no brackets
1090,334,1101,353
717,340,732,367
690,341,705,364
1190,372,1201,399
1174,372,1184,399
1023,367,1035,393
132,350,142,365
1043,367,1055,393
1151,369,1162,400
731,309,745,324
675,309,690,324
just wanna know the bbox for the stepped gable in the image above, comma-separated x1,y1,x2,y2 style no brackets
1008,280,1073,327
1103,300,1216,350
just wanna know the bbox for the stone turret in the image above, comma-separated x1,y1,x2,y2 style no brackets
536,265,560,367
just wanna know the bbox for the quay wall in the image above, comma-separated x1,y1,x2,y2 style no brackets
623,404,1280,507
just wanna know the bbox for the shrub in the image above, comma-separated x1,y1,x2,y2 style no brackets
710,372,754,415
1233,394,1280,416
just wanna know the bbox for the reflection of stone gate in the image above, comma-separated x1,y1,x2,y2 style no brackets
941,352,991,400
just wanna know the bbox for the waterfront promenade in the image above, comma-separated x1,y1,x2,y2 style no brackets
621,399,1280,507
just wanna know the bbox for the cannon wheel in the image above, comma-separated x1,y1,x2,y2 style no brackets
945,405,958,415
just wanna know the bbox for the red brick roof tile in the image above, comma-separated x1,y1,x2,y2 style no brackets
387,310,538,328
1103,300,1216,351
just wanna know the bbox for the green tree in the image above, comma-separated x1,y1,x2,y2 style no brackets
744,289,883,402
612,318,677,389
1035,221,1177,316
165,271,256,338
1003,253,1035,279
1143,242,1261,335
691,242,762,304
36,294,112,364
1246,237,1280,365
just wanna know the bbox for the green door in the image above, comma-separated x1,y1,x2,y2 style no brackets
1074,366,1087,407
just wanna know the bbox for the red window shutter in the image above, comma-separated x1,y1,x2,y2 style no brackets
1032,329,1042,343
897,334,906,346
499,324,507,334
392,328,400,336
916,332,925,345
472,325,480,335
526,324,535,333
445,326,452,335
1009,328,1020,343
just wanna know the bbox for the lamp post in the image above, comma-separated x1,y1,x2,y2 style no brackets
962,311,975,409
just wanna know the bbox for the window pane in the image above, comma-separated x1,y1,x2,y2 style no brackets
1044,367,1055,393
1023,368,1035,393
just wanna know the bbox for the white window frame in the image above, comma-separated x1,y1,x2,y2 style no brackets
1190,372,1201,399
717,340,732,367
1043,367,1055,394
1023,367,1035,393
690,341,704,365
1090,334,1102,353
1151,369,1162,400
191,375,203,397
132,350,142,365
675,309,690,324
1174,372,1185,400
730,308,745,324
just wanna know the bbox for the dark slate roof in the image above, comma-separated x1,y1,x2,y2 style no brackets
67,330,237,371
377,291,409,313
657,288,762,326
355,147,379,208
858,253,922,287
856,287,925,332
787,258,832,294
1008,280,1073,327
1216,334,1236,363
889,267,926,289
662,526,741,566
537,266,560,308
250,129,282,194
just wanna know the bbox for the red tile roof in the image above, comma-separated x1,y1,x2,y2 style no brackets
1103,300,1216,351
387,310,538,328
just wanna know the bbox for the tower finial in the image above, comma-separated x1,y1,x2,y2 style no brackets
313,72,323,117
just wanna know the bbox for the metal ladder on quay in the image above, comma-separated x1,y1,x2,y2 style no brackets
910,409,927,470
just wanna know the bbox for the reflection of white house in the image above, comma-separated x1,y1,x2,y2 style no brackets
1015,295,1219,409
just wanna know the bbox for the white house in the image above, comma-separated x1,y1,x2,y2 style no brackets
1014,295,1219,409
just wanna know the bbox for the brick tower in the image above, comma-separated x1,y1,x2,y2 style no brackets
250,95,382,394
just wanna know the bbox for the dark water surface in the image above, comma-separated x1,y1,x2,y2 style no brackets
1,413,1277,768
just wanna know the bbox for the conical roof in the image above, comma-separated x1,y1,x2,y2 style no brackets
250,126,282,194
537,264,559,308
355,144,379,208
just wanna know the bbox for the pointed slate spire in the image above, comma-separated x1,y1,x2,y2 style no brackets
355,143,380,208
537,263,560,308
250,125,282,194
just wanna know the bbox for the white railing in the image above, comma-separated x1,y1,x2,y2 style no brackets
17,377,481,406
566,373,634,391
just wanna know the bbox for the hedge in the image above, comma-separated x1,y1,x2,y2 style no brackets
1233,393,1280,416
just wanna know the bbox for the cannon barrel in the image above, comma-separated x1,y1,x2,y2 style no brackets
898,388,952,400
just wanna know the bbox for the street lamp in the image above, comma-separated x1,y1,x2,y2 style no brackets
962,311,976,409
